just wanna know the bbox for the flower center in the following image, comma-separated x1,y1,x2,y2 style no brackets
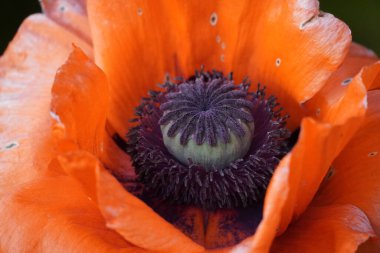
126,71,290,209
159,77,255,169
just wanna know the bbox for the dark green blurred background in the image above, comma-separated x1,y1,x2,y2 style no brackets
1,1,379,54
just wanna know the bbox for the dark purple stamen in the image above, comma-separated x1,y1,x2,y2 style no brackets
159,77,253,146
126,70,291,209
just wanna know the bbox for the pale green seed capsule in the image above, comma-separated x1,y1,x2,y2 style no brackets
161,121,254,169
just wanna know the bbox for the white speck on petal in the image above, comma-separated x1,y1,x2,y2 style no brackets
362,96,368,109
221,42,226,50
275,58,281,67
341,78,352,86
231,245,251,253
50,111,63,124
368,151,378,157
105,206,122,216
137,8,143,16
216,35,221,43
210,12,218,26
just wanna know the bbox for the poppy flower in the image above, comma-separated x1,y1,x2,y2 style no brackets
1,0,379,252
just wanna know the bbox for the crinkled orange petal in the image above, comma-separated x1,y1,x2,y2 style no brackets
350,42,378,58
57,152,100,202
0,155,142,252
87,0,256,136
40,0,92,44
314,90,380,239
101,131,136,180
60,151,204,252
305,43,379,120
0,14,90,196
363,62,380,91
58,152,210,251
97,164,205,253
48,44,155,249
87,0,189,137
231,0,351,128
51,46,108,156
87,0,350,135
232,65,368,252
271,205,375,253
50,45,134,184
349,43,380,91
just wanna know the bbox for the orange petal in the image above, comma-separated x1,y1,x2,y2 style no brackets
87,0,351,135
87,0,263,137
51,46,108,157
56,151,100,202
58,150,204,252
50,46,134,182
363,62,380,91
87,0,188,137
40,0,92,44
350,42,378,58
0,157,140,252
0,14,90,196
232,66,368,252
314,91,380,239
232,0,351,128
305,43,379,120
271,205,375,253
97,165,205,253
101,126,136,181
48,45,141,241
